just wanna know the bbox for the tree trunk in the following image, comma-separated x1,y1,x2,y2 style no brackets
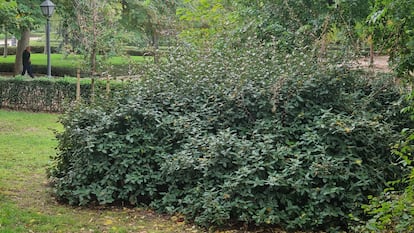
3,25,8,57
153,29,159,63
319,34,327,61
76,68,81,102
14,29,30,76
319,15,330,61
91,77,95,103
90,47,97,75
106,74,110,98
369,34,374,67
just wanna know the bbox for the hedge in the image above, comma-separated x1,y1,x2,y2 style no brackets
0,77,123,112
0,46,60,55
0,63,78,77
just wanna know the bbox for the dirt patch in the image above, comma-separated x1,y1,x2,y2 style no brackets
355,55,391,73
0,122,15,132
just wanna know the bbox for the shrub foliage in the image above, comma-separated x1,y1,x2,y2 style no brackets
356,92,414,232
48,41,410,231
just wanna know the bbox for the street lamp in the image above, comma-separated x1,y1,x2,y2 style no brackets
40,0,55,77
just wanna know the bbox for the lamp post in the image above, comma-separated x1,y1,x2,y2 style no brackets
40,0,55,77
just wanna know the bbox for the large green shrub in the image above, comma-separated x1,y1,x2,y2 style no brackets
48,41,410,231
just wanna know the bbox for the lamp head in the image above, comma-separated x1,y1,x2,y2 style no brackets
40,0,55,18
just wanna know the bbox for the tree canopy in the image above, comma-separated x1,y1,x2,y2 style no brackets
369,0,414,76
0,0,17,27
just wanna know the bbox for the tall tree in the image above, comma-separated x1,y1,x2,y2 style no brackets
121,0,180,62
77,0,122,74
57,0,123,74
0,0,17,57
10,0,44,76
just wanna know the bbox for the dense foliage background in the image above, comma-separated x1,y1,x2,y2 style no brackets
48,38,412,231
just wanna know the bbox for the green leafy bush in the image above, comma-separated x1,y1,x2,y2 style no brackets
31,65,79,77
49,40,410,231
122,48,154,57
354,92,414,233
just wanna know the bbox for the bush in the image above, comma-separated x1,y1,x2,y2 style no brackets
123,48,154,57
0,63,81,77
353,92,414,233
0,46,59,55
30,45,60,54
0,63,14,73
0,46,17,55
48,40,411,232
31,65,80,77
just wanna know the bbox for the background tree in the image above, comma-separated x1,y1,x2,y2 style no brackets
177,0,374,58
61,0,123,75
3,0,44,75
369,0,414,77
53,0,77,54
78,0,122,74
120,0,180,62
0,0,17,57
176,0,240,47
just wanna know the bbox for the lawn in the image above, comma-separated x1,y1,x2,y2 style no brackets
0,110,202,233
0,54,148,69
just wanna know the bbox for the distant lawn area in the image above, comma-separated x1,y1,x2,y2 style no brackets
0,53,148,69
0,53,150,77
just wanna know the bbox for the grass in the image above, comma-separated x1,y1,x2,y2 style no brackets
0,110,202,233
0,75,122,87
0,54,148,69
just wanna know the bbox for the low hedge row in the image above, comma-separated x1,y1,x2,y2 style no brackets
0,77,123,112
0,63,78,77
1,46,60,55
